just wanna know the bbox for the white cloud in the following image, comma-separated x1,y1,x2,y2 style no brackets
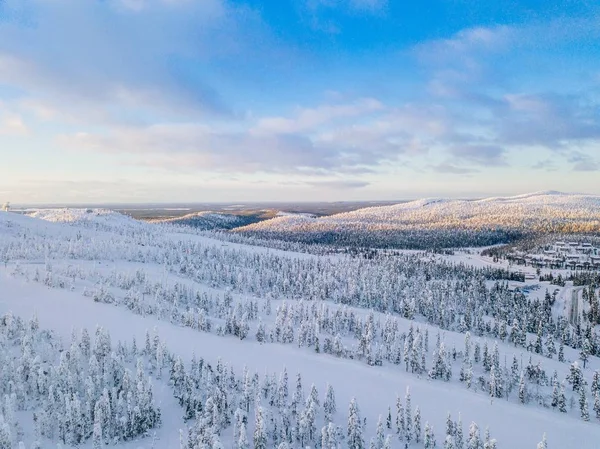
254,98,383,134
0,102,28,135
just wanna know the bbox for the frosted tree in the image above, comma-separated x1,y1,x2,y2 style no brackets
411,332,423,374
321,424,332,449
404,326,413,372
347,398,364,449
254,407,268,449
580,385,590,421
369,415,385,449
0,415,11,449
536,433,547,449
464,357,473,390
92,417,102,449
299,399,317,446
558,342,565,362
324,384,336,423
445,412,454,439
483,427,493,449
395,395,405,441
546,336,556,359
518,372,527,404
455,414,464,449
256,319,266,343
580,338,591,369
309,384,320,408
558,381,567,413
238,422,249,449
414,406,422,444
551,376,560,409
568,362,584,392
592,371,600,395
430,342,450,380
383,434,392,449
424,422,436,449
405,387,412,445
291,373,304,417
482,342,490,372
467,422,481,449
277,368,289,408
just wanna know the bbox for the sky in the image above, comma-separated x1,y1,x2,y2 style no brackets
0,0,599,204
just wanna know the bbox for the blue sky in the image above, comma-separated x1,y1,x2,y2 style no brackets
0,0,599,203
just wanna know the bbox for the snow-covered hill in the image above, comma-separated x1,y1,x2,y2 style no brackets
150,211,259,230
1,208,600,448
234,191,600,248
27,208,150,234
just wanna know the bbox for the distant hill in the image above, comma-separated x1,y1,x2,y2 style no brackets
148,211,262,230
232,191,600,248
27,208,149,233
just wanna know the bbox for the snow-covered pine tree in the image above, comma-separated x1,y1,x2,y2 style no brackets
558,381,567,413
324,384,336,423
536,433,547,449
253,406,268,449
369,415,385,449
347,398,364,449
424,422,436,449
467,422,481,449
395,395,405,441
414,406,422,444
455,413,464,449
405,388,412,446
580,385,590,421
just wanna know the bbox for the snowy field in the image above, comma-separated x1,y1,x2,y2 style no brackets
1,209,599,448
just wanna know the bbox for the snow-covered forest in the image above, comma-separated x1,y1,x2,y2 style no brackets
234,192,600,249
1,203,600,448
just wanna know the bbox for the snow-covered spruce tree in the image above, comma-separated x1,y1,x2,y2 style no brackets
347,398,364,449
404,387,413,445
467,422,481,449
424,422,436,449
253,406,268,449
558,381,567,413
369,415,385,449
580,385,590,421
324,383,336,424
455,413,464,449
395,395,405,441
414,406,422,444
536,433,547,449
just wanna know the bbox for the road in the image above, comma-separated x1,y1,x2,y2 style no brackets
568,286,584,326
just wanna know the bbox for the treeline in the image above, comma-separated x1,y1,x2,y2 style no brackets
234,228,523,250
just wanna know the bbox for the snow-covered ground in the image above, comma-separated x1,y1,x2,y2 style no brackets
1,208,600,448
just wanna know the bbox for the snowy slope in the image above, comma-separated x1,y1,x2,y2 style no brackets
1,273,597,449
1,209,600,448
